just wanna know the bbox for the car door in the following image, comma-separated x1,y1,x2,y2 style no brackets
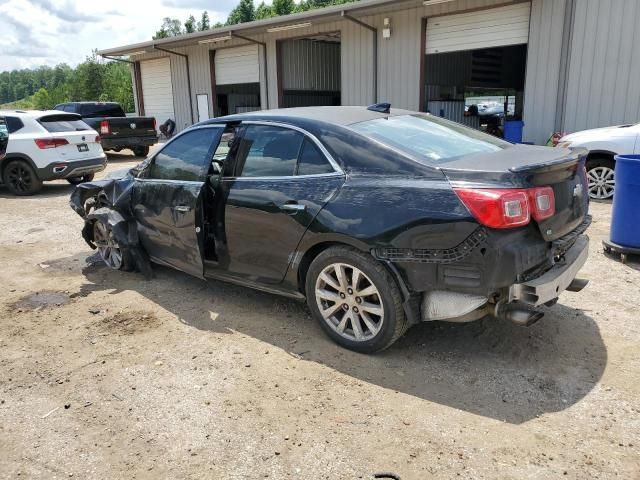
131,125,223,278
212,122,345,285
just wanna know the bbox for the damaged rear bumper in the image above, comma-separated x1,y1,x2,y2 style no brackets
420,234,589,323
508,234,589,306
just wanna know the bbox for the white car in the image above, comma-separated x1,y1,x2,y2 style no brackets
557,123,640,199
0,110,107,195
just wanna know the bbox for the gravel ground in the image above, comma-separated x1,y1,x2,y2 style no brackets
0,150,638,479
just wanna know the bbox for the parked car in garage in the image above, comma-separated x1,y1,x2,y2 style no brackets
0,110,106,195
70,105,590,353
54,102,157,157
0,117,8,160
556,122,640,199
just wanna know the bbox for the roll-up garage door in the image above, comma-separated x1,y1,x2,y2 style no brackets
140,57,175,126
426,2,531,54
215,45,260,85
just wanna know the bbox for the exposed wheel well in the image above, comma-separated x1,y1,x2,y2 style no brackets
586,151,616,165
297,241,357,293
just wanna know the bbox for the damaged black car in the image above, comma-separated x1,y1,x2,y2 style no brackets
70,105,590,353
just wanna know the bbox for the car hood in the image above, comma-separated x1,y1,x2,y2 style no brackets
561,124,637,143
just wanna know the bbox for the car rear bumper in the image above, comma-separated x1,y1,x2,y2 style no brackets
101,136,158,149
508,234,589,306
38,156,107,181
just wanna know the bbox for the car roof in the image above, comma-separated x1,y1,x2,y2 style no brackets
203,106,417,127
0,110,80,119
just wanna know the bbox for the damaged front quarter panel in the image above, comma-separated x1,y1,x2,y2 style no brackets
69,172,153,278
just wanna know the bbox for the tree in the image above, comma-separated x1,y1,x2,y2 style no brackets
153,17,182,39
272,0,295,16
227,0,255,25
184,15,196,33
255,2,273,19
32,88,52,110
198,11,210,31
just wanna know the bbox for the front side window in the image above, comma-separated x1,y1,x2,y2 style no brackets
39,115,91,132
349,114,511,164
146,128,218,181
234,125,304,178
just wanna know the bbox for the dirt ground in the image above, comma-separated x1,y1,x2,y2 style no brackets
0,149,639,480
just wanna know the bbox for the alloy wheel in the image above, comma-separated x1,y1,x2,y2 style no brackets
93,222,123,270
587,166,615,199
315,262,384,342
6,164,33,194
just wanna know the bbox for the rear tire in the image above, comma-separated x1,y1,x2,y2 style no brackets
67,173,95,185
586,157,615,200
3,159,42,196
305,246,407,353
132,146,149,157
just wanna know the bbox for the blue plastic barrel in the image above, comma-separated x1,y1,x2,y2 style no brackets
503,120,524,143
610,154,640,248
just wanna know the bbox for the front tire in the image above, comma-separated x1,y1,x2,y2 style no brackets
92,220,134,271
586,157,615,200
4,160,42,196
305,246,407,353
67,173,95,185
132,146,149,157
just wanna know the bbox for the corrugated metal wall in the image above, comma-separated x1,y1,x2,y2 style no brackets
281,40,340,91
522,0,567,145
562,0,640,133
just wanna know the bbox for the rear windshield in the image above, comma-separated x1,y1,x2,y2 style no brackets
39,115,92,133
79,103,125,118
349,114,511,164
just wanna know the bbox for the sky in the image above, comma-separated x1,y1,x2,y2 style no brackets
0,0,257,72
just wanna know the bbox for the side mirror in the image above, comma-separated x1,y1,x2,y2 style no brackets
211,159,224,175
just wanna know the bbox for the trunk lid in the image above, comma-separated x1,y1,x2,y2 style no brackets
441,144,589,241
103,116,156,138
50,131,103,162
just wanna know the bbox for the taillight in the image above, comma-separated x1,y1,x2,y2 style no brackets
95,135,101,144
455,186,558,229
529,186,555,221
100,120,110,135
35,138,69,149
454,188,530,229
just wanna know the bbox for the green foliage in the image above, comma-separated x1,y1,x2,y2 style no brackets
153,17,183,40
185,15,196,33
0,54,134,112
271,0,296,16
227,0,255,25
198,11,210,31
152,0,359,35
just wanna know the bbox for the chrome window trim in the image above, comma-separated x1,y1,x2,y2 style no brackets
134,178,204,186
236,120,344,177
223,171,344,182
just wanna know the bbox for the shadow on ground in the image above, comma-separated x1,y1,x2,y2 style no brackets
47,251,607,425
0,182,75,199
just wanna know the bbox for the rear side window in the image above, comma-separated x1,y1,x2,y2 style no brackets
5,116,24,134
147,128,219,181
234,125,304,178
39,115,92,133
79,103,125,117
297,139,334,175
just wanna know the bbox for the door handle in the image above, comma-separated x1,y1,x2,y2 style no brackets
280,203,306,213
173,205,192,213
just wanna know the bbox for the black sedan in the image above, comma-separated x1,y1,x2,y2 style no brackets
70,105,590,353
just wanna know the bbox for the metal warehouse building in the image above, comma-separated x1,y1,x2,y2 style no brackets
99,0,640,145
